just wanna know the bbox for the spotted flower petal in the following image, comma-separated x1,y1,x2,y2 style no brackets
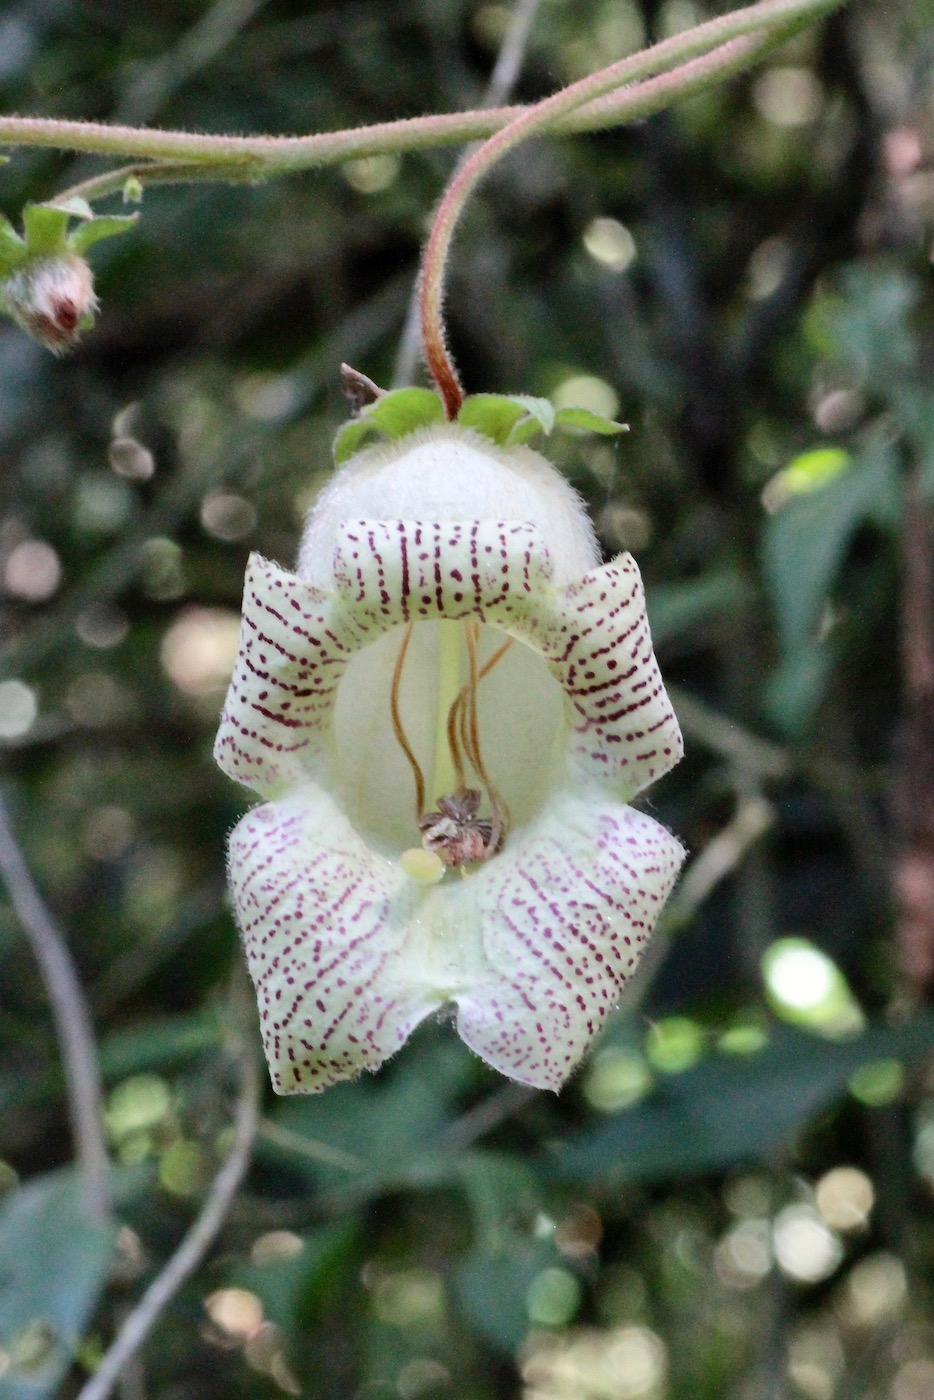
215,520,682,803
228,786,443,1093
230,784,682,1093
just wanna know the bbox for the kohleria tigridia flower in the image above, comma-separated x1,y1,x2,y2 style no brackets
215,409,685,1093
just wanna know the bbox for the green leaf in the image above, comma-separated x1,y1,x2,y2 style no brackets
0,1173,117,1400
21,204,71,256
98,1010,222,1081
451,1152,553,1352
763,642,833,739
763,441,899,658
553,406,627,435
455,1232,555,1354
553,1014,934,1186
69,213,139,254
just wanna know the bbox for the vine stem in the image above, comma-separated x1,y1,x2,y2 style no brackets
0,0,846,203
417,0,844,413
392,0,543,389
0,792,111,1223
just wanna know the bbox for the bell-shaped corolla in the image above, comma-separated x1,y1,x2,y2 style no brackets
215,424,684,1093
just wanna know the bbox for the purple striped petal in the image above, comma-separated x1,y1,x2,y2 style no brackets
228,787,444,1092
454,793,685,1090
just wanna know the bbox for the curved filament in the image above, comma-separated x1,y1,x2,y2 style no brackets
389,623,426,819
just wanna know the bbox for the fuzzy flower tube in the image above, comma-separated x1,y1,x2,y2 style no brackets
215,389,685,1093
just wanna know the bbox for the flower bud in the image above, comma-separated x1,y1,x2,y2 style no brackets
2,252,97,353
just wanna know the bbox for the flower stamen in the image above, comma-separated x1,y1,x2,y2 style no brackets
390,618,513,864
390,622,426,819
460,620,509,854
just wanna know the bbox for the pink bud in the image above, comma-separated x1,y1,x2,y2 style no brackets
2,253,97,353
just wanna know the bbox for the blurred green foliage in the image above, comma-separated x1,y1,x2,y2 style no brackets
1,1,934,1397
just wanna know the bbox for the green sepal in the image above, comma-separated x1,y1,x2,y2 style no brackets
458,393,555,446
332,383,628,465
0,215,26,280
553,406,628,435
21,202,71,256
19,198,138,260
68,212,139,253
333,386,445,463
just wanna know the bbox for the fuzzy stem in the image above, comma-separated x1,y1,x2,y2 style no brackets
0,0,845,185
418,0,843,410
57,158,262,206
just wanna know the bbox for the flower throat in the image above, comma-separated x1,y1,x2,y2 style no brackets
390,619,512,867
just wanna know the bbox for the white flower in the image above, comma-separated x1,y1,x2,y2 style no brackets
215,424,684,1093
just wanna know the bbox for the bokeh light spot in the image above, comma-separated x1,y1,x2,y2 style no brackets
839,1252,907,1326
204,1287,264,1341
772,1204,842,1284
752,67,824,127
343,153,401,193
849,1058,904,1106
160,607,241,696
0,680,37,739
200,492,257,542
815,1166,874,1232
109,436,155,481
552,374,619,421
526,1267,582,1328
583,1047,653,1112
3,539,61,601
583,217,637,272
763,937,864,1037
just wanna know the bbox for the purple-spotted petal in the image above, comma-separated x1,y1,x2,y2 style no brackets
452,791,685,1091
214,554,350,797
542,560,683,802
228,786,443,1092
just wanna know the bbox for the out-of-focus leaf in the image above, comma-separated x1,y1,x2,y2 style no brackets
98,1011,223,1081
451,1152,552,1352
229,1221,359,1330
762,440,899,732
813,266,918,381
258,1037,473,1196
646,570,751,648
764,642,833,738
763,447,850,511
0,216,25,278
455,1233,555,1354
553,1015,934,1186
0,1173,116,1400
